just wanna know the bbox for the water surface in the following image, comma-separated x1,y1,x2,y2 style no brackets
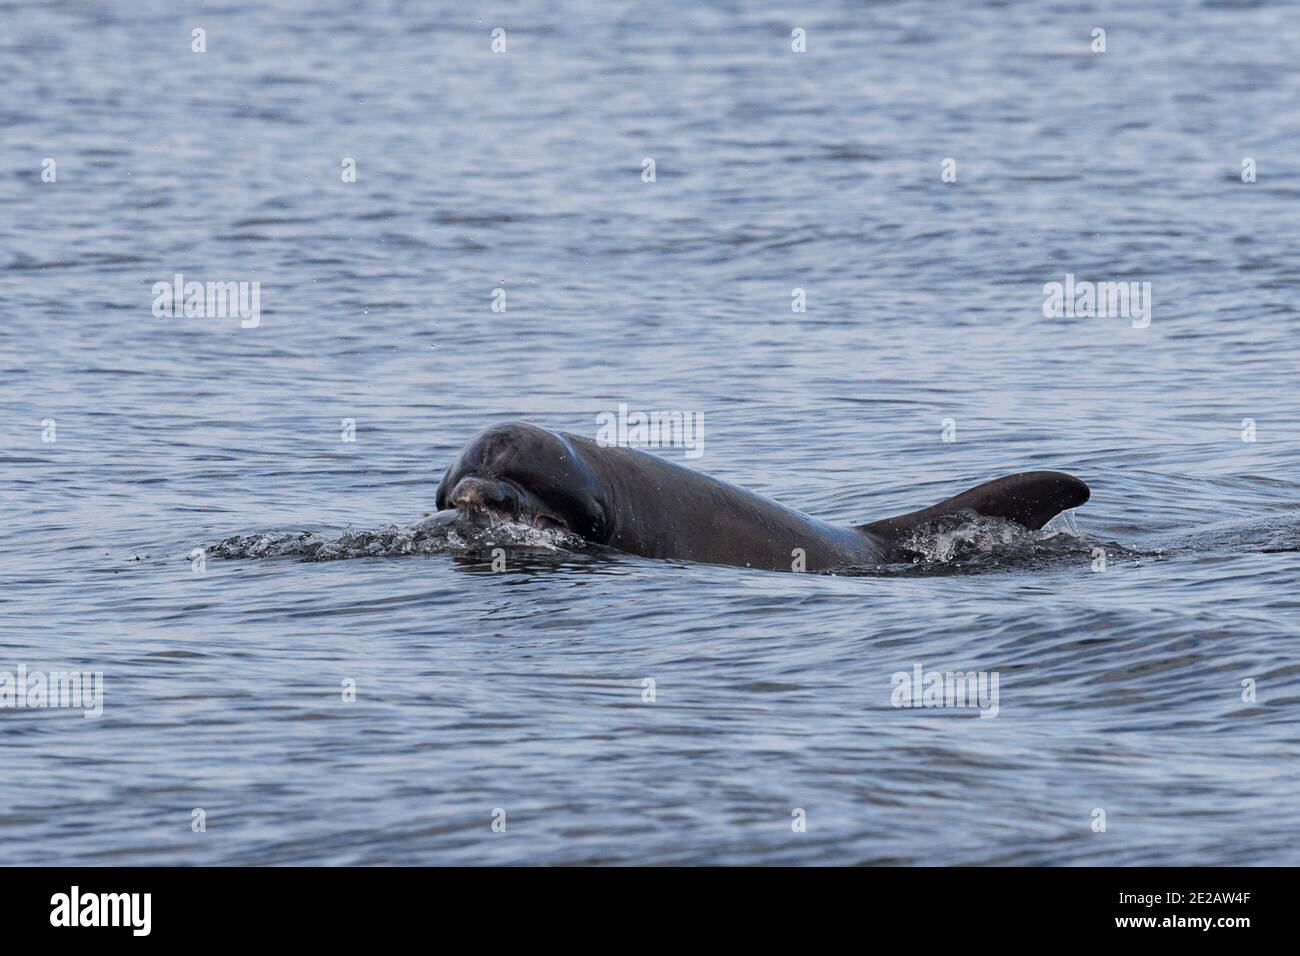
2,0,1299,865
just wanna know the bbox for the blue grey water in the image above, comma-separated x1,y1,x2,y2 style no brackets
2,0,1299,865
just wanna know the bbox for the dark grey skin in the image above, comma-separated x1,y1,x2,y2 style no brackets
434,422,1090,571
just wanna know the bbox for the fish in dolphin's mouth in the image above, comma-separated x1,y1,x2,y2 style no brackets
444,475,570,531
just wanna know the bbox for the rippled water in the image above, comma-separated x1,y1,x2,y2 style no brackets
3,0,1299,865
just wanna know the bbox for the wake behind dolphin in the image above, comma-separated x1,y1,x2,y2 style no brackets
431,421,1091,572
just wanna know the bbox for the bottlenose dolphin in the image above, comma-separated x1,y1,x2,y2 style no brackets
434,422,1089,571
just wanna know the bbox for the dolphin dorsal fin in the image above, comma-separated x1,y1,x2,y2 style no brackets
857,471,1090,538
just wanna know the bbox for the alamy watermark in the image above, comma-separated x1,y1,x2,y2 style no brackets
596,403,704,459
152,273,260,328
0,664,103,718
1043,273,1150,328
50,886,150,936
890,662,999,718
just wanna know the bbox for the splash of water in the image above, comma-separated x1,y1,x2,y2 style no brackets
209,511,587,562
840,509,1122,576
207,507,1147,575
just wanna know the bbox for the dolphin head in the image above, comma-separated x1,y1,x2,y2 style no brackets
435,422,611,541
